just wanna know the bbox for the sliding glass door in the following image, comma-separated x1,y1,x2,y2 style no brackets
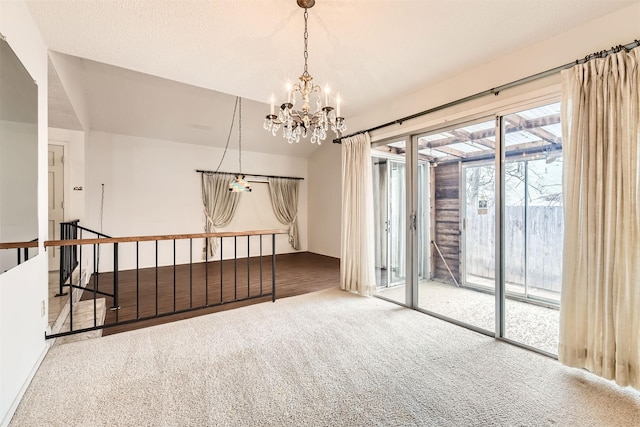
371,100,563,356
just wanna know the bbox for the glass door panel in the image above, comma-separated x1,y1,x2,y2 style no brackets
502,102,562,354
416,119,496,333
464,162,496,291
389,161,406,285
417,162,429,281
372,158,389,287
372,141,407,305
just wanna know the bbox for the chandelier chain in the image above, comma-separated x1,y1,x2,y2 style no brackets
214,96,238,173
303,8,309,77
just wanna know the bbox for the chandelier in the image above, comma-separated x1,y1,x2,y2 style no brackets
263,0,346,145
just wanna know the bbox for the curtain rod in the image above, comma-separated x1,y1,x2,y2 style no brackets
333,38,640,144
196,170,304,180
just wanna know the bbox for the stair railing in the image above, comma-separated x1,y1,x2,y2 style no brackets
0,238,38,272
44,229,285,339
57,220,111,297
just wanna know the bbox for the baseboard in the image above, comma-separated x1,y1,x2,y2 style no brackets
305,251,340,261
0,344,49,427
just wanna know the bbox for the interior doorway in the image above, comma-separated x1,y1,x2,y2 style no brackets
48,143,64,271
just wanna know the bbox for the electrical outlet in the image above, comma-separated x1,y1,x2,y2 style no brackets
41,300,45,317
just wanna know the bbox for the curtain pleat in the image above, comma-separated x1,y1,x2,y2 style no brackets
201,173,240,257
267,177,300,250
341,133,376,296
559,47,640,388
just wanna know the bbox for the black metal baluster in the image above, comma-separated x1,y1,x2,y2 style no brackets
136,242,139,319
234,236,237,301
95,242,100,305
247,236,250,297
205,238,209,306
260,235,263,295
272,234,276,302
219,237,223,303
96,236,100,296
113,243,120,324
57,223,65,297
78,240,91,328
173,239,176,313
67,237,72,298
69,242,75,333
189,238,193,309
92,243,98,331
155,240,158,316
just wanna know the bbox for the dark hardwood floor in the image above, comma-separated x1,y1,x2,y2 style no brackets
80,252,340,336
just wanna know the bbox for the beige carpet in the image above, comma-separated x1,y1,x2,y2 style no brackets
10,287,640,426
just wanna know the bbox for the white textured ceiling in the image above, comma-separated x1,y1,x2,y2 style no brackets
48,57,83,131
27,0,636,152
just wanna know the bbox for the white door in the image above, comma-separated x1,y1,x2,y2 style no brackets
48,144,64,270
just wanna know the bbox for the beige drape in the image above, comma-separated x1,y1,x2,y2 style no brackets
341,133,376,296
267,177,300,250
201,173,240,257
559,47,640,388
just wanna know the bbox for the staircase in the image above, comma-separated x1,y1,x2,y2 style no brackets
54,298,107,345
49,266,107,346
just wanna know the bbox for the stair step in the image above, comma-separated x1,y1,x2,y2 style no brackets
54,298,107,346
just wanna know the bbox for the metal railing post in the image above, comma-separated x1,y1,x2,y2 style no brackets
56,222,68,297
272,233,276,302
111,242,120,311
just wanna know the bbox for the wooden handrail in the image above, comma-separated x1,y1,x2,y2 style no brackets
0,240,39,250
44,229,288,247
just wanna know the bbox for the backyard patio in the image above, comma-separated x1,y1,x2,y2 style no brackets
377,279,559,355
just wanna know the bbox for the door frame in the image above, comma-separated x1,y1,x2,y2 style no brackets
48,141,68,270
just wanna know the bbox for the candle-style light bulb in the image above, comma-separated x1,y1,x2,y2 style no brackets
336,95,341,117
324,84,330,106
270,94,275,115
286,82,292,104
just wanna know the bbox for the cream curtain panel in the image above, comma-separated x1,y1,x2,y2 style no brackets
201,173,240,257
341,133,376,296
559,47,640,388
267,177,300,250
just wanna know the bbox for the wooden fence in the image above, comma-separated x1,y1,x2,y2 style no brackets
465,206,563,293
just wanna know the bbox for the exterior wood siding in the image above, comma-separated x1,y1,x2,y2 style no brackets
432,162,460,283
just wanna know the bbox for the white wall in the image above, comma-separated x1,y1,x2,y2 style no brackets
0,1,49,426
349,2,640,135
307,142,341,258
48,52,90,131
49,127,87,224
310,2,640,262
0,121,39,272
85,131,308,271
